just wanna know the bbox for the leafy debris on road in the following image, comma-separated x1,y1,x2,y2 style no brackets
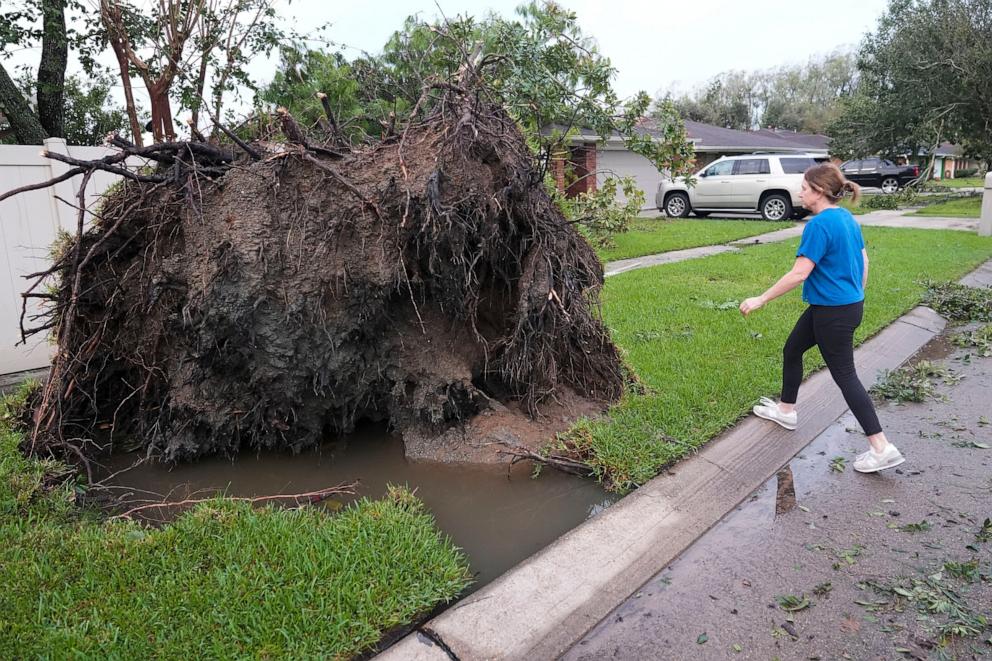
776,594,813,612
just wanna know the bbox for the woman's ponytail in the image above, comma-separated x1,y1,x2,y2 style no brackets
844,180,861,205
805,163,862,205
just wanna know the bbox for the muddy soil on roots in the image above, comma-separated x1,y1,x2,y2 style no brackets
28,95,625,465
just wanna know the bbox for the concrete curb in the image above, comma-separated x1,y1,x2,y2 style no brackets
0,367,49,395
376,292,971,660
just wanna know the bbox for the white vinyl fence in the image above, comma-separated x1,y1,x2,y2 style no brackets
0,138,125,374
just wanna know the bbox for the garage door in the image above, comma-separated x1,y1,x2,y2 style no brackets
595,149,663,210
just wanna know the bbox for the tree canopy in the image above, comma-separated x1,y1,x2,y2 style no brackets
261,2,694,182
828,0,992,165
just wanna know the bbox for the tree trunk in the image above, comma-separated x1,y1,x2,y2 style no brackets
149,84,175,142
108,42,143,146
37,0,68,138
0,63,48,145
191,51,209,130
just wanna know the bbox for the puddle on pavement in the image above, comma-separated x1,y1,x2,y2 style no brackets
575,412,878,629
95,423,617,592
908,332,955,363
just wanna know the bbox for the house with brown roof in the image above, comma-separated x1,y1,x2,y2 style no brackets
552,119,829,207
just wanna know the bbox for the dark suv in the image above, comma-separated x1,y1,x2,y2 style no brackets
839,158,920,193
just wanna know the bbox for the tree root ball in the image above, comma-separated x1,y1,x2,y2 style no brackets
32,96,626,463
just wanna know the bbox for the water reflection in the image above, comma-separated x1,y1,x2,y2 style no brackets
96,423,619,591
775,465,797,516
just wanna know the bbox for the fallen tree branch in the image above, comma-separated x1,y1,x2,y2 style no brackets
212,119,262,160
316,92,339,135
43,151,168,183
109,481,360,520
495,442,596,478
0,166,86,204
302,153,382,218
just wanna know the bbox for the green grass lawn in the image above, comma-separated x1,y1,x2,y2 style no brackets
930,177,984,189
557,227,992,492
0,394,471,659
910,195,982,218
598,218,793,263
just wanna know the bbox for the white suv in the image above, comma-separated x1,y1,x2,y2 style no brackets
656,153,827,220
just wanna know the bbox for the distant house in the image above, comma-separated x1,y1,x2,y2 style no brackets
915,143,981,180
552,120,829,207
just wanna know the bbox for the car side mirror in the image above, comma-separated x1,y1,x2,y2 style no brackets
699,171,707,178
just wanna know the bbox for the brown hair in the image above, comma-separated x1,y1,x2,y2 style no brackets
804,163,861,205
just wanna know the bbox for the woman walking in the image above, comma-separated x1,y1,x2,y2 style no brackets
739,163,904,473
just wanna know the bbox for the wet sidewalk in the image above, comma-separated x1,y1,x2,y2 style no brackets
565,330,992,660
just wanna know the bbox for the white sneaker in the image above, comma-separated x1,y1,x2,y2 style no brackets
853,443,905,473
753,396,798,430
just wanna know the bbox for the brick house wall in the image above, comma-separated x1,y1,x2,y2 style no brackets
551,142,598,197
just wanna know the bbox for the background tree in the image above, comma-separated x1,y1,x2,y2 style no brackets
261,2,694,242
97,0,291,144
99,0,206,142
760,51,857,133
829,0,992,167
0,0,71,143
262,2,693,184
656,51,858,135
8,70,127,145
36,0,67,137
662,72,760,130
178,0,287,132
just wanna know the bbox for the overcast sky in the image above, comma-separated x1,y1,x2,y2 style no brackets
279,0,892,97
4,0,892,113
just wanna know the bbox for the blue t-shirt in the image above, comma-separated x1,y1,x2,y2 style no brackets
796,207,866,306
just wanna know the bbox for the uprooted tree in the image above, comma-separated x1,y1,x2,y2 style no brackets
4,66,635,468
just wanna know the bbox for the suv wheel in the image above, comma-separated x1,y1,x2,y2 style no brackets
665,192,690,218
880,177,899,194
760,193,792,220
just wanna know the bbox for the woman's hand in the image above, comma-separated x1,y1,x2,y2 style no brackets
739,296,765,316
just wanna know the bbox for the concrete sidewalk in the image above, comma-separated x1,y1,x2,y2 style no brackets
0,367,48,395
604,212,979,278
566,326,992,661
858,209,979,232
604,224,804,277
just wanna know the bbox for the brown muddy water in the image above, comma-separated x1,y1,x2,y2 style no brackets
96,423,617,592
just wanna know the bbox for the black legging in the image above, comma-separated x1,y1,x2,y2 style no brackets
781,301,883,436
